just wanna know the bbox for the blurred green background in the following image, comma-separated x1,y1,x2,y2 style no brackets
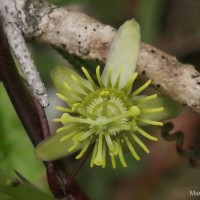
1,0,200,199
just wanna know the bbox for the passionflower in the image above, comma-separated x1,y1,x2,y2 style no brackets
36,19,182,168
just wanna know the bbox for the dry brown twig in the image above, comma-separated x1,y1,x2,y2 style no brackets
1,0,200,112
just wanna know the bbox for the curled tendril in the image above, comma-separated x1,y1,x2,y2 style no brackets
160,122,200,167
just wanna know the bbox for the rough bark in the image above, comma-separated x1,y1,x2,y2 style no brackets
1,0,200,113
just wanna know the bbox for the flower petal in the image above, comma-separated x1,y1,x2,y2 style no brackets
51,66,93,98
101,19,140,88
36,131,84,161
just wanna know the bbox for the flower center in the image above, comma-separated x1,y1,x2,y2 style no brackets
81,88,131,135
50,67,164,168
96,116,108,124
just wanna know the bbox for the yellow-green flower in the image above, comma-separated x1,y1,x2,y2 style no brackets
36,19,182,168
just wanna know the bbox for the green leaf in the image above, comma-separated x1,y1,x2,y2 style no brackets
0,171,56,200
101,19,141,88
0,86,46,189
0,192,15,200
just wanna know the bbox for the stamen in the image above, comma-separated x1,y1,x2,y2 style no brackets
113,141,119,155
116,139,127,167
54,106,73,113
114,66,123,88
78,128,96,142
138,118,163,126
107,66,112,87
72,103,80,112
71,75,92,93
105,134,115,152
122,72,138,93
102,142,106,168
124,136,140,160
76,139,91,159
131,80,151,96
90,141,98,168
61,113,98,125
64,82,84,99
135,94,157,104
109,152,116,169
56,93,74,104
68,142,79,152
131,134,150,153
141,107,164,114
96,65,104,88
56,125,77,134
129,106,140,116
82,67,97,89
53,118,61,122
136,126,158,141
94,131,104,166
60,131,77,142
73,132,85,142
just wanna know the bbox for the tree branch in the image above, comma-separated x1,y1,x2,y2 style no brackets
1,0,200,113
0,0,48,107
